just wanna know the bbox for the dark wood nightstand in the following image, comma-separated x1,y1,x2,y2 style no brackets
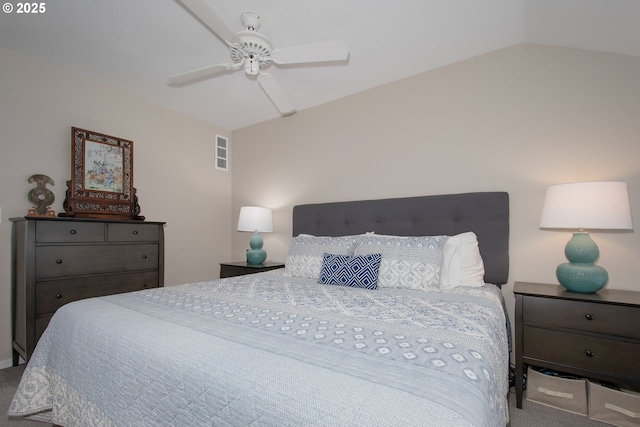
513,281,640,408
219,261,285,278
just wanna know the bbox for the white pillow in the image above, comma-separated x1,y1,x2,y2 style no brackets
439,232,485,289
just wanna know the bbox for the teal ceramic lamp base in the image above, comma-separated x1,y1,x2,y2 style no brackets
556,232,608,293
246,231,267,265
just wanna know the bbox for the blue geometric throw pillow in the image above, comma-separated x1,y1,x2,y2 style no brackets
318,253,382,290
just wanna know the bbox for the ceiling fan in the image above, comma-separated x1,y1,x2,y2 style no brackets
169,0,350,116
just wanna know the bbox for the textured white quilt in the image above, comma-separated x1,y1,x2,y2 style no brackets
9,272,509,426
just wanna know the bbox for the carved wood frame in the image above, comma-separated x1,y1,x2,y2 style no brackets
60,127,142,220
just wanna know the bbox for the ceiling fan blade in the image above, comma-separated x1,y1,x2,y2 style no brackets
258,73,296,116
271,40,349,65
176,0,239,45
167,63,241,84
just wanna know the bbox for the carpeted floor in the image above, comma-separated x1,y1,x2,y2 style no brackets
0,364,611,426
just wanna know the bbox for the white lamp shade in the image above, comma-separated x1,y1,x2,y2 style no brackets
237,206,273,232
539,181,633,230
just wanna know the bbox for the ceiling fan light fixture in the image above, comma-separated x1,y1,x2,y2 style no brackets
244,55,260,75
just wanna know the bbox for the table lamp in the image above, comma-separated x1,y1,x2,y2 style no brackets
237,206,273,265
539,181,633,293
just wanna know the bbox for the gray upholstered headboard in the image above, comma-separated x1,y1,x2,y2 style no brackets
292,192,509,285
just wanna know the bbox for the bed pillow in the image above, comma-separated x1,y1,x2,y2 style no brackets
318,253,382,290
284,235,358,279
353,235,447,292
438,232,485,289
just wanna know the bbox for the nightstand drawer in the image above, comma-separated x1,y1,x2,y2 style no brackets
524,297,640,339
523,327,640,378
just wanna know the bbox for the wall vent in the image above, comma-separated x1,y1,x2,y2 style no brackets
215,134,229,171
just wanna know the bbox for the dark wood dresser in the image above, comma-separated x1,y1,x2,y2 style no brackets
219,261,285,278
11,216,165,365
514,281,640,408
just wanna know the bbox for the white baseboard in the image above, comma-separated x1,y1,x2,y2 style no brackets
0,358,14,369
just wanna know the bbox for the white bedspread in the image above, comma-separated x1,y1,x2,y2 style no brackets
9,272,509,426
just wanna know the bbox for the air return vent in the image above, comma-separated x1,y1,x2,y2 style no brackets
215,134,229,171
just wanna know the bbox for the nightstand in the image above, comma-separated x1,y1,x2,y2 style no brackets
219,261,285,278
514,281,640,409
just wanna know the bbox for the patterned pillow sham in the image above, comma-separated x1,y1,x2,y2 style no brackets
353,235,447,292
318,253,382,290
283,235,358,279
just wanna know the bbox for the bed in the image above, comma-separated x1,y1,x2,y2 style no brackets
9,191,510,426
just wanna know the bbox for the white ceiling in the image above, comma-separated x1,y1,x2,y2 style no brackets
1,0,639,130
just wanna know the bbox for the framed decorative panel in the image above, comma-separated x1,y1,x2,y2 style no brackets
60,127,143,220
215,134,229,171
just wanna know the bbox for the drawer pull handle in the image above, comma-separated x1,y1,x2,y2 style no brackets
586,350,595,358
585,314,594,321
55,259,63,264
538,387,573,399
604,403,640,418
70,229,77,235
142,283,148,288
55,294,62,299
141,255,147,259
133,230,138,235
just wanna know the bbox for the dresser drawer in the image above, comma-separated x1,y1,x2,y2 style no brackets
35,271,159,317
35,244,159,278
108,223,160,242
36,221,104,243
523,327,640,378
523,296,640,339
